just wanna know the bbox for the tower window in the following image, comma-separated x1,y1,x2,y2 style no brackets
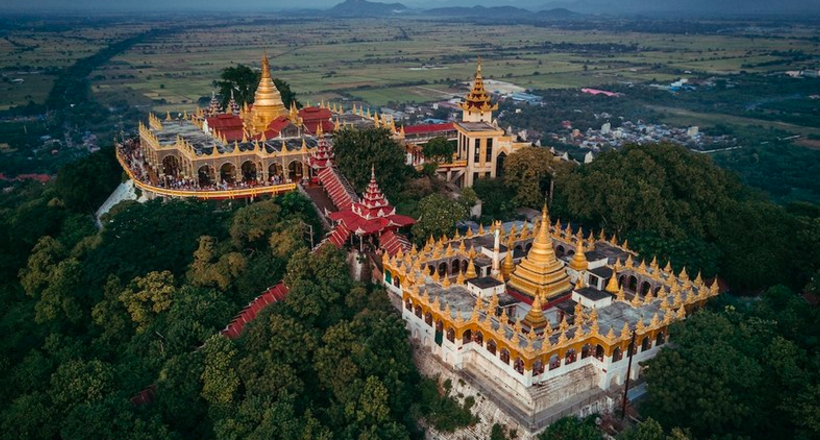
473,139,480,163
486,138,494,162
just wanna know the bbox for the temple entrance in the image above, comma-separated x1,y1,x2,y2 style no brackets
288,160,304,182
495,152,507,178
240,161,257,183
220,163,236,184
268,163,284,184
197,165,215,187
162,155,181,177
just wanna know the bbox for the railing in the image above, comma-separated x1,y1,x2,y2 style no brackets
116,150,297,200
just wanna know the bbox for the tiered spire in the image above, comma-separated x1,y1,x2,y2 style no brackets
351,166,395,219
458,57,499,121
207,91,222,117
227,90,240,116
309,128,334,171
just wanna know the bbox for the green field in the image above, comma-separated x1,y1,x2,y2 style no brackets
71,18,820,110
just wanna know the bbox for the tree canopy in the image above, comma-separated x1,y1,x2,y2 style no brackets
332,127,410,201
411,193,468,244
422,137,456,164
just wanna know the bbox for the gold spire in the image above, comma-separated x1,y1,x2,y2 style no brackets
465,257,478,279
501,237,515,280
249,52,287,133
507,204,572,300
522,288,548,329
458,56,498,118
605,271,619,293
568,237,589,271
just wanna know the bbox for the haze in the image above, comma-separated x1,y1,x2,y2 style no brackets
3,0,820,15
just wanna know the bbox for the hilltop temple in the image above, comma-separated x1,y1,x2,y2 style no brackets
379,204,719,432
116,54,524,199
113,52,721,435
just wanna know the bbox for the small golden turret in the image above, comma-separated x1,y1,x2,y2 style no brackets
465,257,478,279
522,288,548,329
568,237,589,271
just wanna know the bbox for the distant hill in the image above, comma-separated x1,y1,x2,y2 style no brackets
327,0,411,17
535,7,583,18
536,0,820,15
423,5,532,18
422,5,583,21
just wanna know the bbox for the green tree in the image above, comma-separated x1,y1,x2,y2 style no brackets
422,136,456,163
55,146,123,213
504,146,566,208
332,127,409,200
119,271,176,333
539,415,602,440
411,193,467,244
561,143,738,239
473,178,517,220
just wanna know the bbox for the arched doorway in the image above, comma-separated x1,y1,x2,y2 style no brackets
288,160,304,182
197,165,214,187
220,163,236,184
268,163,283,183
240,161,257,183
451,259,461,275
486,339,497,355
162,155,181,177
495,152,507,178
462,329,472,345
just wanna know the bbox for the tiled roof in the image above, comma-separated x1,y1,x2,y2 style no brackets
404,122,454,135
380,230,412,256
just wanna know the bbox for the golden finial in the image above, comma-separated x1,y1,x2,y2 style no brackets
456,269,465,285
465,257,478,279
630,291,642,307
677,307,686,319
616,286,626,302
569,238,589,271
575,275,586,289
620,321,631,339
636,318,645,334
478,223,485,235
606,272,619,294
606,327,616,341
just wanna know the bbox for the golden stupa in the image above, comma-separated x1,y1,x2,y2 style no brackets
248,52,287,134
507,204,572,300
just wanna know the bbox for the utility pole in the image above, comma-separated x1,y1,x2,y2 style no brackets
301,221,314,249
621,329,637,420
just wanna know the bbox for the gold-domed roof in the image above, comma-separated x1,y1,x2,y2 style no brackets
507,204,572,300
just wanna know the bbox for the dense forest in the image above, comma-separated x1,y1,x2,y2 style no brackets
1,137,819,439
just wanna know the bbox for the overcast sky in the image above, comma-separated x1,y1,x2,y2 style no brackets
1,0,818,14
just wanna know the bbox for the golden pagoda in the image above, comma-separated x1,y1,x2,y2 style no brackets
507,204,572,300
248,52,287,134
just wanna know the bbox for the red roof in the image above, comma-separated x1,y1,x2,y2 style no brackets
404,122,454,135
299,106,332,122
304,119,335,136
380,230,412,256
327,224,351,248
325,168,415,236
206,114,243,129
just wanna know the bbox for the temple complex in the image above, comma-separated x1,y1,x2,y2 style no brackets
379,204,719,433
116,55,524,199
